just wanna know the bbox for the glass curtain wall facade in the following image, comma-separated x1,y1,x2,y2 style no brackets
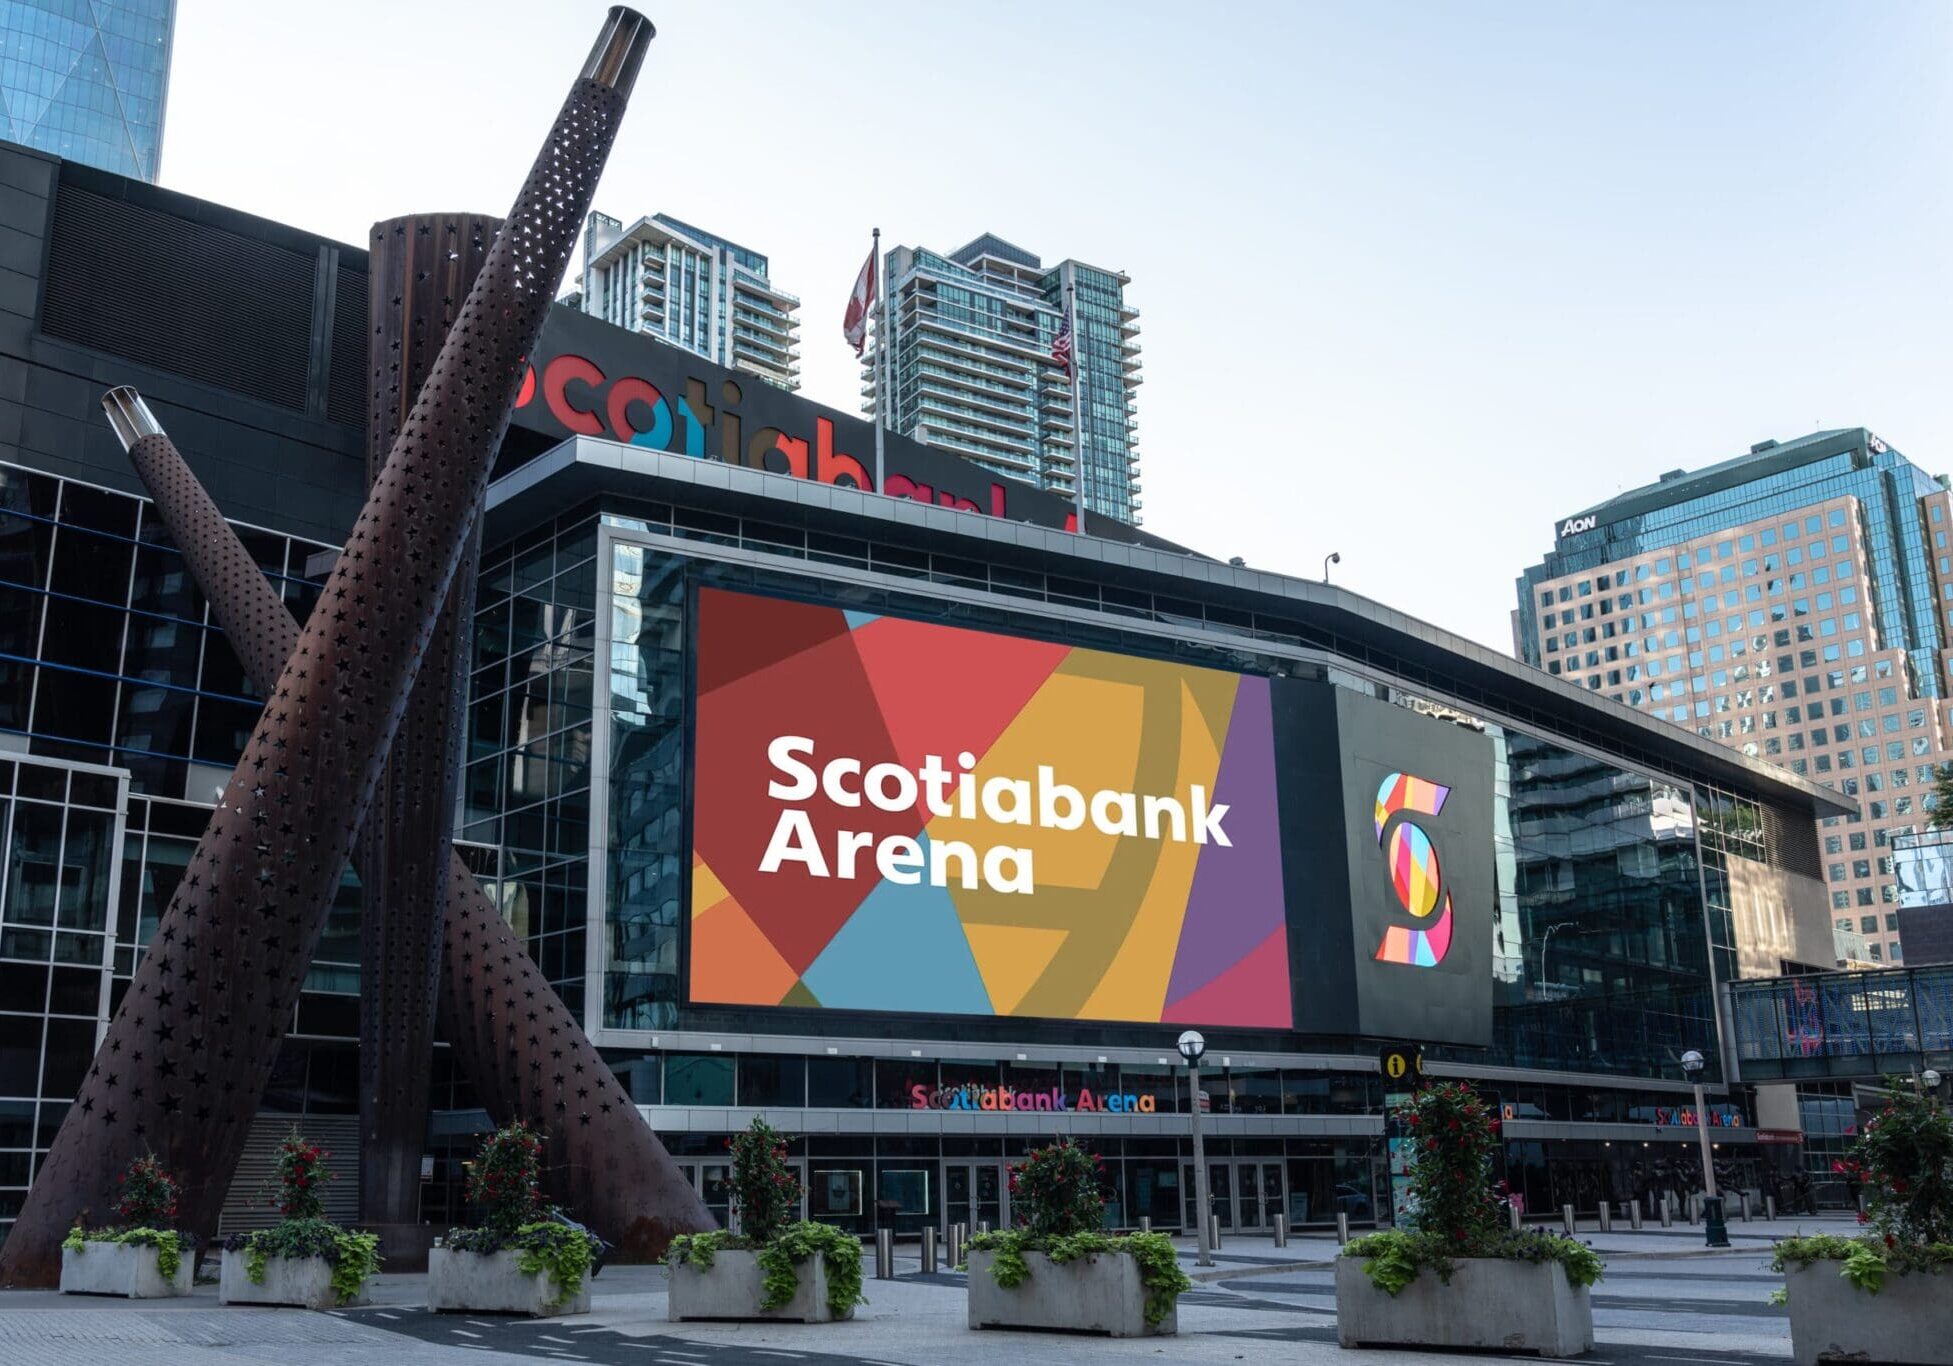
1516,429,1953,964
0,460,361,1232
866,235,1142,523
460,497,1773,1089
0,0,173,180
445,485,1843,1224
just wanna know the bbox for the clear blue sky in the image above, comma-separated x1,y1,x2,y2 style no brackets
162,1,1951,651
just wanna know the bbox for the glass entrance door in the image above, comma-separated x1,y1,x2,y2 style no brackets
1183,1162,1234,1231
1184,1161,1285,1231
678,1161,732,1228
944,1162,1008,1233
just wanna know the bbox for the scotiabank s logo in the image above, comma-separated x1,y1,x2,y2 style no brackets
1373,772,1454,968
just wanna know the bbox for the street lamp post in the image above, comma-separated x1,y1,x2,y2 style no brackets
1179,1030,1213,1268
1323,552,1341,583
1680,1049,1729,1248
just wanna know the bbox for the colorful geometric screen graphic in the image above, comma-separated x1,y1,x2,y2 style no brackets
689,587,1292,1028
1373,772,1453,968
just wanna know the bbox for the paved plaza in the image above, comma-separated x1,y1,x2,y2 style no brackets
0,1213,1854,1365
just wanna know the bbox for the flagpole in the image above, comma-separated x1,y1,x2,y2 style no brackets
871,227,885,492
1066,272,1088,536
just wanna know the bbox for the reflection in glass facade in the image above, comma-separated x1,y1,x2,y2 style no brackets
1519,430,1945,696
1480,731,1720,1082
0,0,174,181
0,461,355,1231
465,519,598,1018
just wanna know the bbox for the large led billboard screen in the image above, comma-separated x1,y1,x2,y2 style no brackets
688,587,1293,1027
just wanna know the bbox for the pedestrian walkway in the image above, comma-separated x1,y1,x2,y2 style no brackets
1164,1208,1855,1278
0,1215,1852,1365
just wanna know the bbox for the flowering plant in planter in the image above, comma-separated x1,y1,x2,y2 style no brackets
964,1137,1191,1330
1344,1082,1603,1295
222,1129,379,1306
666,1116,865,1320
1773,1078,1953,1293
63,1152,195,1283
442,1123,602,1313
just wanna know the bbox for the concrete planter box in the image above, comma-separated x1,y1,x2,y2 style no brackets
59,1241,191,1298
1784,1261,1953,1366
668,1248,852,1323
427,1247,590,1317
967,1248,1177,1338
219,1248,368,1309
1335,1254,1594,1356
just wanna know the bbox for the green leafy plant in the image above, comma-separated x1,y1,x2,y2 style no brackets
1340,1082,1603,1295
1008,1138,1107,1238
264,1129,334,1221
222,1216,381,1305
64,1225,185,1282
965,1227,1191,1329
447,1221,600,1310
756,1221,865,1318
666,1228,728,1272
114,1153,180,1229
959,1140,1187,1328
1773,1079,1953,1295
729,1117,801,1246
1345,1227,1604,1296
464,1122,547,1239
667,1222,867,1319
508,1221,601,1311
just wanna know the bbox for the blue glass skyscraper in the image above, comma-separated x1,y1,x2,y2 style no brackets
1515,427,1953,965
0,0,174,181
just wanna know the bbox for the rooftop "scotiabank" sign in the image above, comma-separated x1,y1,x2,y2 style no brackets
512,306,1160,547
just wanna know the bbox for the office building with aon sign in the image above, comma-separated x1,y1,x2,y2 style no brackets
1517,430,1953,968
0,141,1847,1241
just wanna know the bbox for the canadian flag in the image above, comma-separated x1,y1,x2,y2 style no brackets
843,245,877,357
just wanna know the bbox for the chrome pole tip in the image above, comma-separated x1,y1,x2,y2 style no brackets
101,387,163,452
582,8,655,95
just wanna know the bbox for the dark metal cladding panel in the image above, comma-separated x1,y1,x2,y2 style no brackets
354,212,498,1229
0,33,651,1285
41,183,316,413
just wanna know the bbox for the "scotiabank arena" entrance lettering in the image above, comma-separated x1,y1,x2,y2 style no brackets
909,1082,1158,1114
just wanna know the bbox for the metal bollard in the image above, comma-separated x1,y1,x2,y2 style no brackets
1508,1200,1522,1232
948,1222,965,1269
1765,1194,1776,1223
1336,1212,1351,1245
1273,1213,1288,1248
1597,1203,1612,1233
1139,1216,1152,1234
875,1228,894,1280
1562,1204,1577,1235
978,1219,992,1236
1209,1215,1223,1252
1629,1201,1643,1231
921,1227,937,1275
1738,1192,1751,1223
1857,1190,1868,1217
1660,1196,1673,1228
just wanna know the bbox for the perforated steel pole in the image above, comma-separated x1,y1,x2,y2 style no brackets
0,9,659,1286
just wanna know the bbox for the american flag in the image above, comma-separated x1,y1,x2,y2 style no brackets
1051,313,1073,377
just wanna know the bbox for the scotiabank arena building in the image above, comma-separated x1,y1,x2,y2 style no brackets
0,144,1850,1240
